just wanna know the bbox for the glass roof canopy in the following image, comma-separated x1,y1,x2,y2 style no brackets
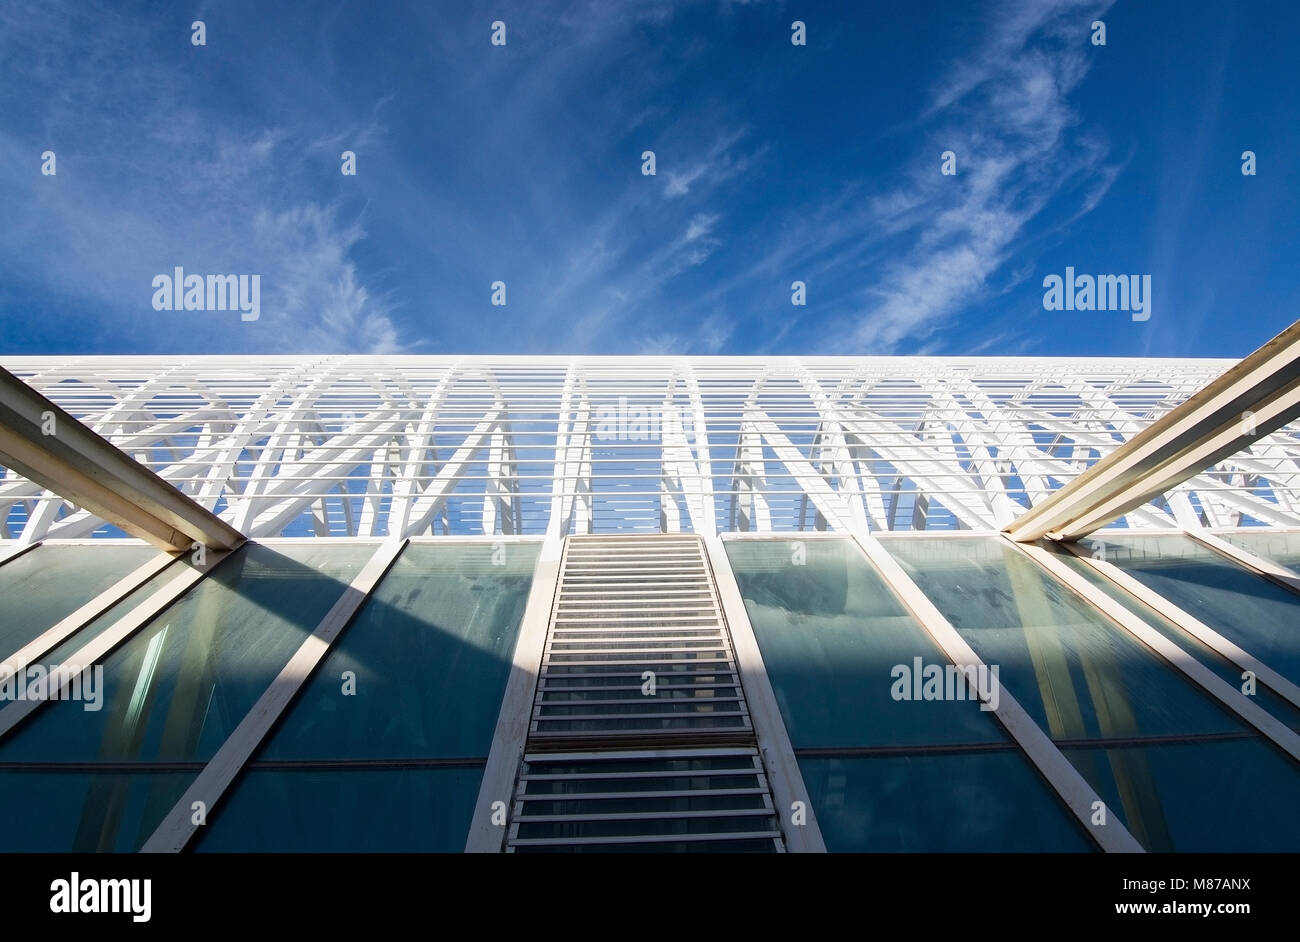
1,530,1298,852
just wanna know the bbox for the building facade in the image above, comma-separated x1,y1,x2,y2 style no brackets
2,355,1299,852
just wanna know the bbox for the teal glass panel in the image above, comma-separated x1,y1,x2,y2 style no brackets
724,539,1005,748
0,543,158,660
1050,542,1300,729
0,771,193,852
191,541,541,851
1060,737,1300,851
252,542,539,761
799,753,1093,852
195,766,484,852
42,557,196,667
0,541,372,764
1080,533,1300,689
883,536,1240,739
882,535,1300,851
725,538,1093,851
0,542,371,851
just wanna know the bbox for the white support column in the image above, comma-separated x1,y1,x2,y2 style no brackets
744,411,861,534
226,371,340,533
1007,319,1300,541
399,409,502,537
389,365,460,538
660,379,710,534
0,367,245,552
683,361,717,535
729,373,772,532
236,412,409,536
798,369,871,533
545,367,578,541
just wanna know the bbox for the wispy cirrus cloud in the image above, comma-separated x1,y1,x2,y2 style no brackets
851,0,1119,350
0,0,399,354
662,129,759,198
0,0,1156,362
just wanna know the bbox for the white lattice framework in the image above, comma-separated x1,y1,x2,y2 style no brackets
3,355,1299,540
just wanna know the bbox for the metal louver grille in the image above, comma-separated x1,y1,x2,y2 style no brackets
531,535,753,748
506,534,782,852
508,748,783,852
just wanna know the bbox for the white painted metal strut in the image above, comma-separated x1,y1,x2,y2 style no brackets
141,538,408,853
702,534,826,852
1005,318,1300,542
0,366,245,551
0,549,231,743
848,531,1145,852
466,532,565,852
5,354,1296,539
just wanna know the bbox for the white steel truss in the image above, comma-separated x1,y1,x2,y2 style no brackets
4,355,1300,540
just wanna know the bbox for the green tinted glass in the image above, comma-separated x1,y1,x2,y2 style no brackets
1081,533,1300,689
253,542,539,761
800,753,1093,852
0,542,371,851
725,538,1092,851
193,541,541,851
0,543,158,661
195,766,484,852
725,539,1006,748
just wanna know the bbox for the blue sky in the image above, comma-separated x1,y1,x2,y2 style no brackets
0,0,1296,358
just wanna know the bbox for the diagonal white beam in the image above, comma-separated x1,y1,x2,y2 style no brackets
0,367,244,552
1007,318,1300,541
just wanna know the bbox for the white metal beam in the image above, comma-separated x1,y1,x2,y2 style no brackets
849,531,1145,852
0,367,244,552
141,539,408,852
1006,319,1300,541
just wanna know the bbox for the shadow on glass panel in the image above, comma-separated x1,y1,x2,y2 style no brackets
725,538,1093,852
0,542,367,851
0,541,541,852
883,535,1300,852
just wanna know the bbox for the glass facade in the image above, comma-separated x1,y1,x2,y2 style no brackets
725,538,1092,852
3,530,1300,852
0,543,374,851
1077,533,1300,689
0,543,159,662
197,542,539,851
883,535,1300,852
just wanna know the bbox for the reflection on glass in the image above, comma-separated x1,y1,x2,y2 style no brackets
725,538,1091,851
0,771,194,852
0,542,371,851
883,535,1300,851
800,753,1092,852
193,541,541,851
726,539,1006,748
196,767,484,852
0,544,158,661
1081,532,1300,689
1221,530,1300,571
254,543,538,760
1050,541,1300,729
